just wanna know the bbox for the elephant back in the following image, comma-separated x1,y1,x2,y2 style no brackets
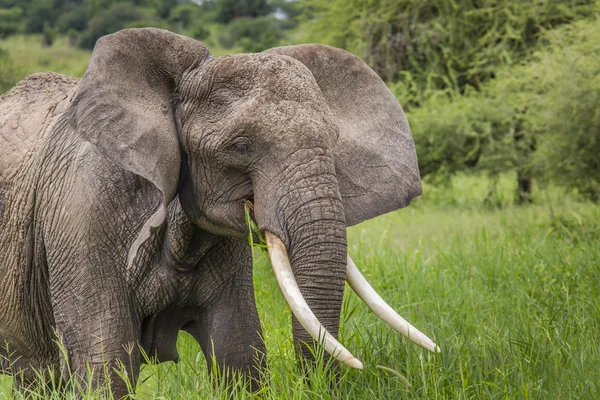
0,72,78,185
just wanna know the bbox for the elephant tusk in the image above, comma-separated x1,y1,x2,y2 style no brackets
346,255,440,353
265,232,363,370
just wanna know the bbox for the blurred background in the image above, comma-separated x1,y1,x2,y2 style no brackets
0,0,598,206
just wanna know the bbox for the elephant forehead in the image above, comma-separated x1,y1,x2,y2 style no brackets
189,53,325,106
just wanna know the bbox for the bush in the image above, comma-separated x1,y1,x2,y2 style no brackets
78,2,145,49
56,5,88,34
0,48,18,94
41,21,56,47
216,16,283,52
169,3,201,29
0,20,17,37
25,0,55,33
527,19,600,200
215,0,272,24
190,22,210,41
407,15,600,201
0,6,22,37
307,0,598,108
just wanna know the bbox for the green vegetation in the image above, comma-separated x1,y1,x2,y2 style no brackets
408,17,600,202
306,0,600,202
0,35,90,80
0,0,300,51
0,48,18,93
306,0,596,96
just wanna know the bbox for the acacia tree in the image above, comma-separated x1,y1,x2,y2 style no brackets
408,15,600,202
306,0,597,108
214,0,272,23
527,19,600,201
305,0,599,203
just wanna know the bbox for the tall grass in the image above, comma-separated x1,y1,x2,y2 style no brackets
1,174,598,398
0,35,91,81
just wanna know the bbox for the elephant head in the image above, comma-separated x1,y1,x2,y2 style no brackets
68,28,438,371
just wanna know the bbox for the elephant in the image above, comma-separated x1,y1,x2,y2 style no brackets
0,28,438,396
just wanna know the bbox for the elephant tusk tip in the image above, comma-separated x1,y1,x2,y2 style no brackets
422,339,441,354
344,357,364,370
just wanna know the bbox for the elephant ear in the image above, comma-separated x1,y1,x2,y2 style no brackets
69,28,211,265
265,44,421,226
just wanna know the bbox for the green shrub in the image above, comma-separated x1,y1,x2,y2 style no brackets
190,22,210,41
408,14,600,201
214,0,272,24
169,3,201,29
216,16,283,52
0,6,22,37
56,4,88,34
25,0,55,33
78,2,145,49
527,18,600,200
41,20,56,47
0,6,21,21
307,0,598,108
408,90,525,183
0,48,18,94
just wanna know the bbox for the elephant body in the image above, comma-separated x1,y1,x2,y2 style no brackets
0,28,424,396
1,73,264,389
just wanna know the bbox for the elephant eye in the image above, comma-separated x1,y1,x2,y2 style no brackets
227,137,253,156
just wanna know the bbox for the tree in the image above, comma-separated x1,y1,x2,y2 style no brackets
408,13,600,202
25,0,56,33
306,0,597,109
0,6,22,37
169,2,201,29
528,18,600,200
216,15,283,51
77,2,145,49
215,0,272,24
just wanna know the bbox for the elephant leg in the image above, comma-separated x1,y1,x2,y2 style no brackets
51,277,140,398
187,239,266,391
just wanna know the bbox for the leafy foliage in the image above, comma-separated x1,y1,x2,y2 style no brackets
215,0,272,24
77,2,149,49
0,6,21,37
527,19,600,199
216,15,284,52
306,0,597,107
0,48,18,94
0,0,298,50
408,14,600,201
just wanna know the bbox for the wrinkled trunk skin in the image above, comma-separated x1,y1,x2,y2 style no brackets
288,198,347,362
255,149,348,365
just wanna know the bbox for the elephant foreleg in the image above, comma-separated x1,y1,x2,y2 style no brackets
186,238,266,391
51,276,141,397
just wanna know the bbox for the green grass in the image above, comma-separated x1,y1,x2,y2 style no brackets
0,35,91,81
0,25,310,90
1,174,599,399
0,31,242,89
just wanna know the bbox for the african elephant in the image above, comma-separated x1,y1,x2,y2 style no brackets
0,28,438,396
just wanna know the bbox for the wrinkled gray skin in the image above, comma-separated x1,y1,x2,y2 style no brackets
0,29,421,395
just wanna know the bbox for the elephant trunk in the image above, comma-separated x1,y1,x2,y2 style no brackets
285,196,348,361
254,153,352,365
